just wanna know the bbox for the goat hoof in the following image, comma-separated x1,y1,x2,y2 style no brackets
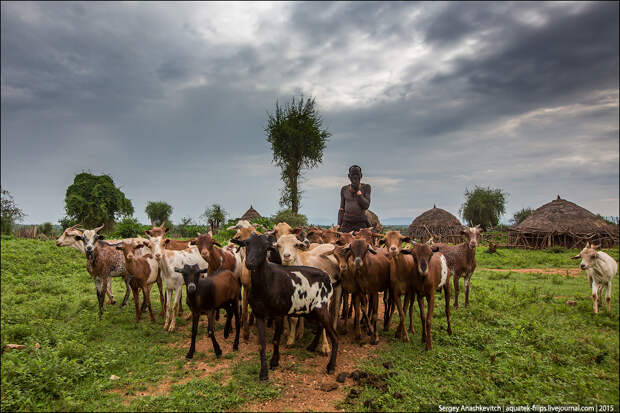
402,335,410,343
215,352,222,359
233,345,239,352
370,338,378,345
269,359,279,369
259,371,269,381
326,365,335,375
186,353,194,360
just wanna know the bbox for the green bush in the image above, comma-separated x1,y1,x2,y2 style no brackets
271,208,308,227
39,222,54,237
112,217,147,239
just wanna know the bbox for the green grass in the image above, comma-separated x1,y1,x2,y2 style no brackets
343,269,620,411
2,237,619,411
0,237,278,411
476,245,619,269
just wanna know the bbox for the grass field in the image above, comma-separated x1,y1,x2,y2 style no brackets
1,236,618,411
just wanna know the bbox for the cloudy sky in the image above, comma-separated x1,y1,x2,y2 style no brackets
2,1,618,226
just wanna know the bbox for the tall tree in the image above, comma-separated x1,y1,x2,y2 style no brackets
265,93,330,215
64,172,133,231
145,201,173,227
459,185,508,230
1,188,26,235
202,204,227,234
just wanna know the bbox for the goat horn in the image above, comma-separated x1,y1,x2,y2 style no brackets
94,224,105,233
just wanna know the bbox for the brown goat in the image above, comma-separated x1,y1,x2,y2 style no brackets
379,231,417,342
191,231,237,274
435,226,482,308
115,240,164,322
401,243,452,350
342,239,391,344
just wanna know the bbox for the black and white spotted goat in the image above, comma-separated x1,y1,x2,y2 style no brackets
230,233,338,381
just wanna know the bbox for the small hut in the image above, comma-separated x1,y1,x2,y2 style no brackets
240,205,262,222
508,196,619,249
407,205,463,243
365,210,382,232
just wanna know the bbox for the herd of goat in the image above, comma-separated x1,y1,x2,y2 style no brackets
55,220,617,381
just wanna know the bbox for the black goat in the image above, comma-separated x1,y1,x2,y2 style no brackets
175,264,241,359
230,233,338,381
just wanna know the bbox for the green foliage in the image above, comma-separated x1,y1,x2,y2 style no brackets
64,173,133,231
271,208,308,228
1,188,26,235
460,185,508,230
511,207,533,225
265,93,330,214
58,216,77,230
144,201,173,227
174,216,206,238
597,214,619,225
251,216,275,231
39,222,54,237
112,217,148,239
202,204,227,233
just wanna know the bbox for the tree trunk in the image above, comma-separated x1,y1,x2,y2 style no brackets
291,171,299,215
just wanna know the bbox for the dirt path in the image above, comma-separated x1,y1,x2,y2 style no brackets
480,267,583,277
115,298,391,411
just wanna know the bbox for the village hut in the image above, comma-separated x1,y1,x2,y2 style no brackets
365,210,382,232
240,205,262,222
508,195,619,249
407,205,463,243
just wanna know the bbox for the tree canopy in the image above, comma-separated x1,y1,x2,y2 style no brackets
459,185,508,230
145,201,173,227
511,207,533,226
64,172,133,231
202,204,228,233
265,93,330,215
1,188,26,235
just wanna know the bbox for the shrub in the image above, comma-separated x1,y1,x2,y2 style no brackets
39,222,54,237
113,217,146,238
271,208,308,228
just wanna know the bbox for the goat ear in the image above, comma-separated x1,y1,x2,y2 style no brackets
401,236,411,244
214,241,222,248
115,245,123,250
74,235,82,241
367,245,377,255
165,226,169,233
591,243,601,250
145,230,152,236
400,249,412,255
199,268,209,274
189,238,197,245
174,267,183,273
571,254,581,260
296,242,308,251
378,238,386,246
431,246,439,253
98,235,105,240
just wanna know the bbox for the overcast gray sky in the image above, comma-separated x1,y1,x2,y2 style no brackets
2,1,618,226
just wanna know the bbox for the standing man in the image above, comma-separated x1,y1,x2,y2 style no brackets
337,165,371,232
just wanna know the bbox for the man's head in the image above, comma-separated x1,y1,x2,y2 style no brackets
348,165,362,187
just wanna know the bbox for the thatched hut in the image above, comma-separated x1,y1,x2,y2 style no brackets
407,206,463,243
365,210,382,232
240,205,261,221
508,196,619,249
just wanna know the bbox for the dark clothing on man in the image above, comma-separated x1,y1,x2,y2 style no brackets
338,183,371,232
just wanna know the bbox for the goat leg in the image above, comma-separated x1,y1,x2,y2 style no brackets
417,294,426,344
132,286,141,322
242,288,251,342
394,290,409,343
121,275,132,307
223,307,233,339
407,295,416,334
317,307,338,374
232,299,240,351
307,316,322,353
425,294,434,350
444,282,452,335
370,293,379,345
453,273,460,309
186,312,199,359
270,317,283,370
464,274,471,307
156,271,165,318
256,317,269,381
208,310,222,358
145,284,155,322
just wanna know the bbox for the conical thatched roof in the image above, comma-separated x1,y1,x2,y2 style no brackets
240,205,261,221
407,206,463,243
365,210,382,232
509,195,618,248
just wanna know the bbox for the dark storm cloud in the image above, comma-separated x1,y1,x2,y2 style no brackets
1,1,618,225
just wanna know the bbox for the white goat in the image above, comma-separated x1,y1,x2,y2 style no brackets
572,242,618,313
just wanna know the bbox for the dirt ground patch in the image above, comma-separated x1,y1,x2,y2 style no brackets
114,297,393,411
480,267,583,277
